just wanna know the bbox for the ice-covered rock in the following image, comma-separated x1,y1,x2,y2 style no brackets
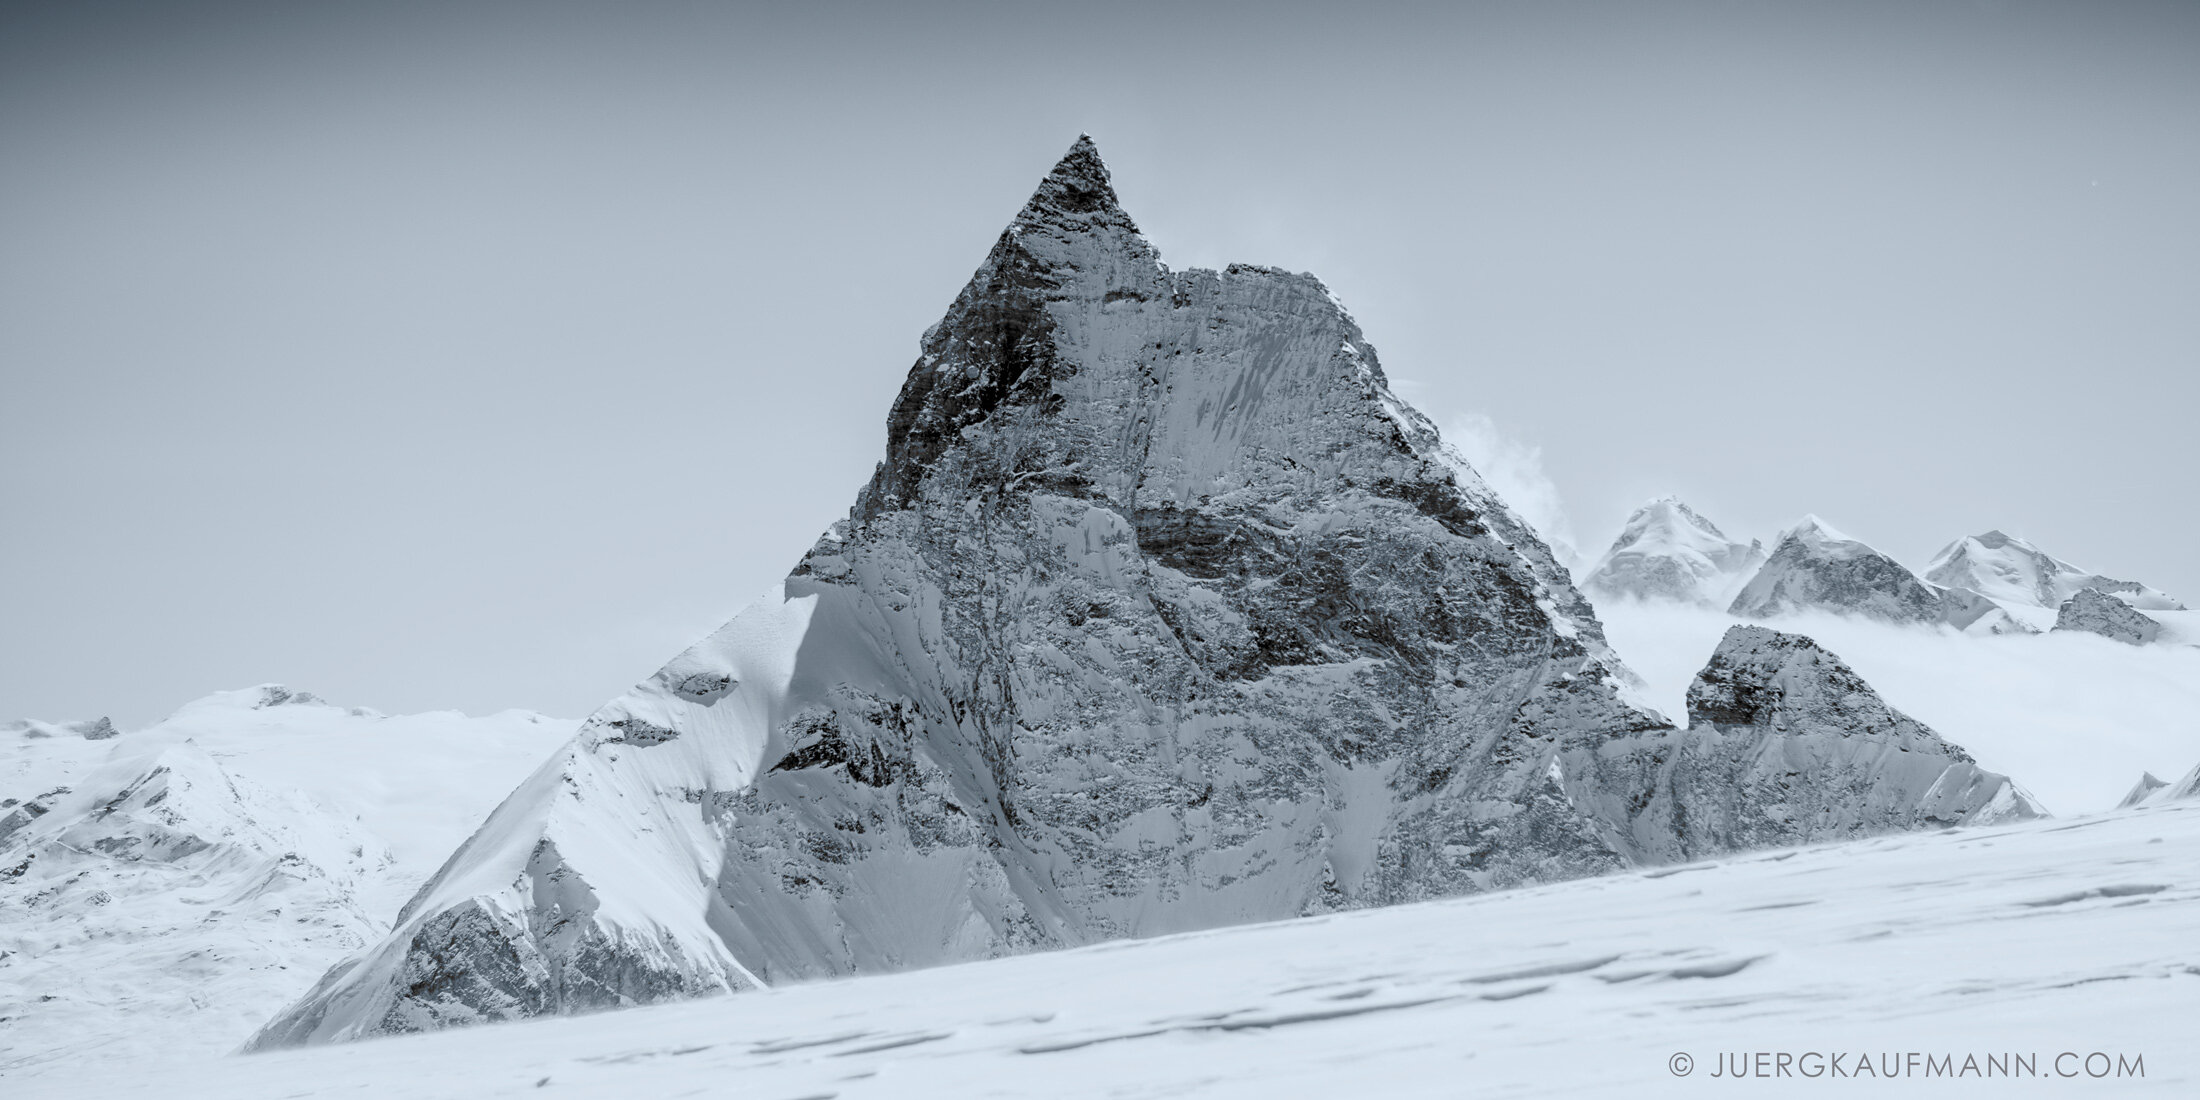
249,139,2047,1049
2053,587,2162,645
1727,516,1944,625
1565,626,2044,859
1581,497,1764,608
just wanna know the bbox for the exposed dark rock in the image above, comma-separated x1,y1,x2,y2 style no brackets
2053,587,2161,645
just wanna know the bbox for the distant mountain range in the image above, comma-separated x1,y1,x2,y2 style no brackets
1583,499,2191,646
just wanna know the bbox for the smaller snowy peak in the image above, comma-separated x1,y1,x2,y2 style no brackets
2116,772,2169,810
1726,516,1943,625
2117,762,2200,809
2053,588,2162,645
1926,530,2184,615
1582,496,1764,608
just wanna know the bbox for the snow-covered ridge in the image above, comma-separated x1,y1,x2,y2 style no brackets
2118,761,2200,809
1928,529,2184,613
1588,499,2187,645
0,687,575,1070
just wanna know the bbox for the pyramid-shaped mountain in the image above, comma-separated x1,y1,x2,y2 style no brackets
1582,496,1765,608
250,139,2029,1046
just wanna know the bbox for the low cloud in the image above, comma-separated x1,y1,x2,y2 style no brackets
1442,413,1581,572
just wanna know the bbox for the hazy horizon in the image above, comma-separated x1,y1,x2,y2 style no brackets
6,1,2196,726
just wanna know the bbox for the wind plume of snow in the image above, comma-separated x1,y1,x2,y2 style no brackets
1441,413,1579,571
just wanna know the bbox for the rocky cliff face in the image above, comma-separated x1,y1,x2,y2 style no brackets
1565,626,2042,859
1582,497,1764,608
2053,587,2163,645
248,139,2039,1048
1728,517,1945,625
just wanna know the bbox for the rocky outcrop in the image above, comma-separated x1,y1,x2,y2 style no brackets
1582,497,1764,608
2053,587,2162,645
249,139,2044,1049
1566,626,2043,859
1728,517,1944,625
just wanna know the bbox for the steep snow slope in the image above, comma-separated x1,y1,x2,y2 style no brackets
254,138,2034,1047
0,688,574,1069
1595,603,2200,815
1581,497,1764,608
32,800,2199,1099
1727,517,1944,624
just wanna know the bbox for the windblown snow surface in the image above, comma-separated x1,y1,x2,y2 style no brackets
15,798,2196,1098
0,688,574,1070
1595,603,2200,816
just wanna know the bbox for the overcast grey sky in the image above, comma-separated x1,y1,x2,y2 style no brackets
5,1,2196,727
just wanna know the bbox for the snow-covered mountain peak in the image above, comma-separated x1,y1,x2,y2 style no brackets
1781,513,1856,548
1926,530,2185,614
1727,516,1945,624
252,140,2070,1050
1582,496,1763,608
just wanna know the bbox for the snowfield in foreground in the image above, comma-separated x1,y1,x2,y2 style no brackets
22,799,2197,1098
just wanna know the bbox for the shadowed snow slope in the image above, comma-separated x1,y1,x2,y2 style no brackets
31,800,2200,1098
250,139,2042,1048
0,688,575,1070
